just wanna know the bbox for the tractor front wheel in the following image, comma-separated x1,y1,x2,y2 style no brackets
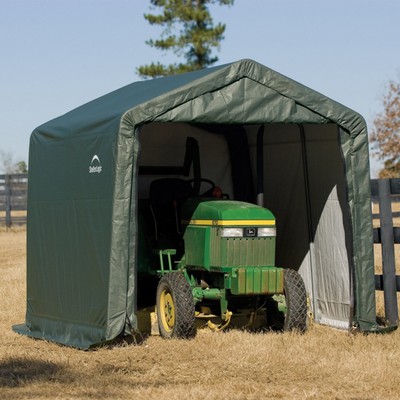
156,272,196,339
283,268,307,332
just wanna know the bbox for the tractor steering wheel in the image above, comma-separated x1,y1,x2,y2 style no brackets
187,178,216,197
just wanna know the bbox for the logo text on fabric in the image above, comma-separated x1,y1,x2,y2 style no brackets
89,155,102,174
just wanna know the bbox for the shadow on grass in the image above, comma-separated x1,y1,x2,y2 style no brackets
0,357,74,388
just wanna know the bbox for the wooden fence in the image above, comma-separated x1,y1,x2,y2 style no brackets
371,178,400,326
0,173,28,227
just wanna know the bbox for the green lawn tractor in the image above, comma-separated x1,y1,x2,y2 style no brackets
138,136,308,338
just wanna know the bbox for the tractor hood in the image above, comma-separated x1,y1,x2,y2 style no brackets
183,200,275,226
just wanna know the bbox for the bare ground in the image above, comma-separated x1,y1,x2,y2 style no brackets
1,229,400,400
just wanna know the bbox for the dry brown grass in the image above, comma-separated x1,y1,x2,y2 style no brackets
0,210,27,217
1,229,400,399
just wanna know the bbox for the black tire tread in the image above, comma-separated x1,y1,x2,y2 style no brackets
283,268,307,332
156,272,196,339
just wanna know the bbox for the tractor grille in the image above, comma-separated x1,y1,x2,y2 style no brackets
223,237,275,266
184,225,276,269
209,230,275,267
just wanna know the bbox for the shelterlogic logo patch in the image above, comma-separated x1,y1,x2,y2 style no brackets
89,155,102,174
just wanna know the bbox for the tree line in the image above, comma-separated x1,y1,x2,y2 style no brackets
0,150,27,174
370,79,400,178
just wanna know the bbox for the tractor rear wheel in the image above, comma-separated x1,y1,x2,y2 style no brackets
283,268,307,332
156,272,196,339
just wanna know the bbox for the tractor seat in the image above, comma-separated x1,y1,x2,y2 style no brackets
149,178,194,247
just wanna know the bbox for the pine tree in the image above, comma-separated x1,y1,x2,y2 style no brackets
370,79,400,178
137,0,234,79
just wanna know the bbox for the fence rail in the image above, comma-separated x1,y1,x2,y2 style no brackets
0,173,28,227
371,178,400,326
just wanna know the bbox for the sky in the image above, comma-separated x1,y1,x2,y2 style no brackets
1,0,400,176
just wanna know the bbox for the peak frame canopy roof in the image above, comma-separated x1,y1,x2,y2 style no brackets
13,59,376,348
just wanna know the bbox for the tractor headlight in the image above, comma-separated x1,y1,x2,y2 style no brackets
220,227,243,237
220,226,276,237
258,227,276,237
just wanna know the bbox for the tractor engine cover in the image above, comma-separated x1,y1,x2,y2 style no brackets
183,199,277,269
182,200,283,294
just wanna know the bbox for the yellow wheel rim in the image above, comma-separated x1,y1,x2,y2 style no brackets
159,290,175,332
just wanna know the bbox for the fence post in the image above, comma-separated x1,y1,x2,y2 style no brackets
378,179,399,325
5,174,12,228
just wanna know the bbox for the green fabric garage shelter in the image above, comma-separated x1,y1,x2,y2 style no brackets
14,59,377,348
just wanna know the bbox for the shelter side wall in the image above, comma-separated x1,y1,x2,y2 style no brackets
25,133,117,348
339,127,376,330
305,125,352,328
247,124,351,328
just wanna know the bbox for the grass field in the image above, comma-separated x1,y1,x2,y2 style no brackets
1,228,400,399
